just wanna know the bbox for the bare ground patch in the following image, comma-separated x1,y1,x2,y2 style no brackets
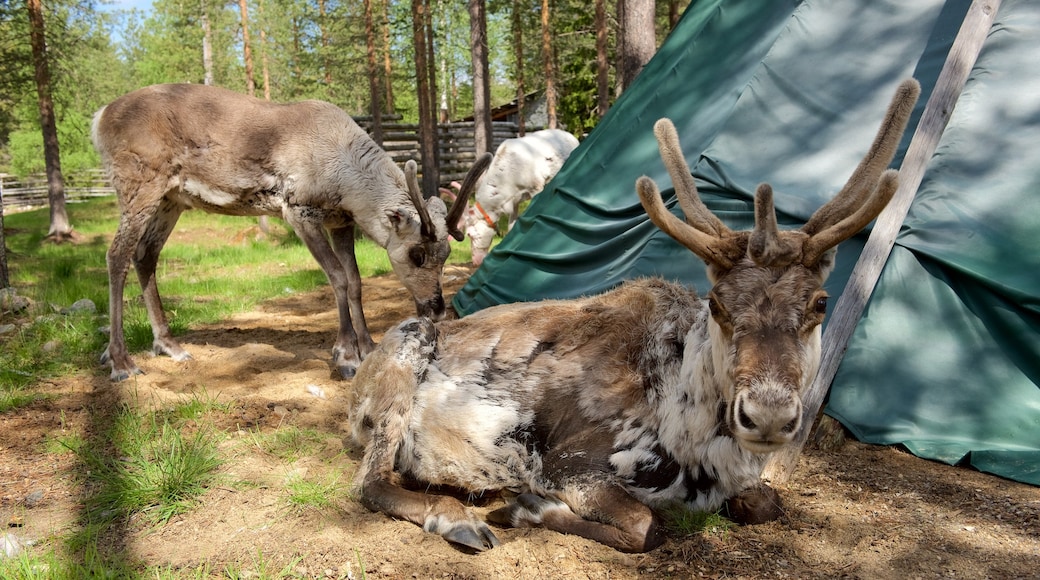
2,266,1037,579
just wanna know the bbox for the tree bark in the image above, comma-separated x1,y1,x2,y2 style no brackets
595,0,610,118
26,0,73,242
319,0,332,86
512,0,525,135
469,0,492,155
617,0,656,92
540,0,557,129
201,0,214,85
667,0,681,28
365,0,383,145
382,0,396,114
258,0,271,100
412,0,439,194
0,187,8,288
238,0,255,96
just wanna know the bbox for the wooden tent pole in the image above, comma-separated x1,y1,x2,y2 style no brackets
764,0,1003,483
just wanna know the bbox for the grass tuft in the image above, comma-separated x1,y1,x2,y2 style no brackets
71,403,223,527
284,469,351,512
659,504,736,538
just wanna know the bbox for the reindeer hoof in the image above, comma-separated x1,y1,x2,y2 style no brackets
423,514,500,551
109,366,144,382
152,340,192,361
725,483,784,525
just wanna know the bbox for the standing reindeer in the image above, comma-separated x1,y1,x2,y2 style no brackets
347,80,920,552
463,129,579,265
91,84,491,381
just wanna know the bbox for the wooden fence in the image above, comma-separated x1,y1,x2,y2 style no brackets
0,119,528,211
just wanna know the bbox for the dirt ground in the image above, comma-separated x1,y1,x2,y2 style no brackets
1,265,1038,579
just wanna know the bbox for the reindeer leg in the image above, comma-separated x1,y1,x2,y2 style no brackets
487,482,664,553
283,211,362,379
133,198,190,362
360,461,500,552
328,225,377,358
102,187,165,381
351,319,499,551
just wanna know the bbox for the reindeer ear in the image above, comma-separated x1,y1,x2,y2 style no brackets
815,247,838,281
423,196,450,240
386,208,419,235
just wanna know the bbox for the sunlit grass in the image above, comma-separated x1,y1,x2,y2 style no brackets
247,425,329,462
659,503,736,538
0,196,471,577
284,469,352,512
70,403,223,526
0,196,474,408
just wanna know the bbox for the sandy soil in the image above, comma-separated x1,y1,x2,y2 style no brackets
1,265,1038,579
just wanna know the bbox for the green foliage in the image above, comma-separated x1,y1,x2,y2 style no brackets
1,0,691,175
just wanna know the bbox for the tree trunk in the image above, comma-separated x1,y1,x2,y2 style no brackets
258,0,271,100
616,0,656,92
364,0,383,145
0,188,8,288
412,0,439,194
668,0,682,28
201,0,214,85
382,0,396,114
468,0,492,155
238,0,255,96
595,0,610,118
319,0,332,86
512,0,525,135
26,0,73,242
540,0,557,129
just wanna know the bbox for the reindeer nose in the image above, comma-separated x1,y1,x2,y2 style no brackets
417,295,447,320
733,389,801,451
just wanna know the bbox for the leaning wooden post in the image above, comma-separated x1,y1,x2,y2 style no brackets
764,0,1003,483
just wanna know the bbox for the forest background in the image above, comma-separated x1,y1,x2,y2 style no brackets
0,0,690,182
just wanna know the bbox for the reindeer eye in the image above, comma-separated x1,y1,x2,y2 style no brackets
814,296,828,314
408,246,427,267
708,295,726,320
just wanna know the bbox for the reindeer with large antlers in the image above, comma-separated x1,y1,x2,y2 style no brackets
347,80,920,552
92,83,491,381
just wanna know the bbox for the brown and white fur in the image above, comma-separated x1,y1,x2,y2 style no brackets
91,83,490,381
347,80,920,552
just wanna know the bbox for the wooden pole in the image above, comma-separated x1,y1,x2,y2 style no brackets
764,0,1003,483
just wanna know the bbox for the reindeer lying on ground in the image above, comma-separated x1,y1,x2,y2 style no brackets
348,80,920,552
463,129,579,265
92,84,491,381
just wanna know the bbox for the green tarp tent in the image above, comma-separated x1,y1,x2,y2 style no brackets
453,0,1040,485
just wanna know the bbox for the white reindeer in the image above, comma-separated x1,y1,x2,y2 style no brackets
347,80,920,552
463,129,579,265
91,83,491,382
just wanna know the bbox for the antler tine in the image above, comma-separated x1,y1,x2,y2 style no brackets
653,119,730,237
802,168,899,265
801,79,920,242
748,183,803,266
637,175,736,269
405,160,437,241
446,152,492,241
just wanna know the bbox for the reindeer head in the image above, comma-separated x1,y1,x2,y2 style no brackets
386,154,492,319
637,80,920,454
